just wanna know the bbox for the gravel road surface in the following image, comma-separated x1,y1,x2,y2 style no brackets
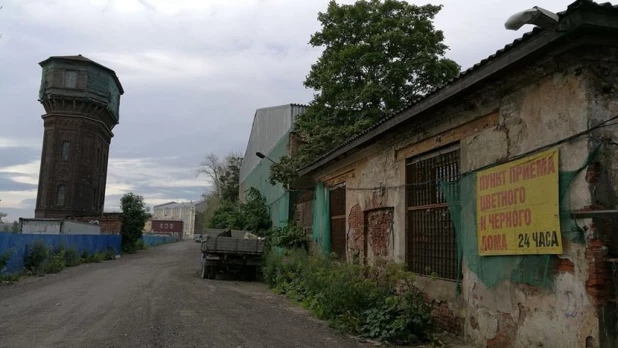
0,241,366,348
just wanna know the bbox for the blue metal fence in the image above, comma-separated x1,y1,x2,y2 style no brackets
0,233,122,275
141,235,177,246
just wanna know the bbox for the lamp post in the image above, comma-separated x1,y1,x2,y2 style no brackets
255,152,276,164
256,151,290,191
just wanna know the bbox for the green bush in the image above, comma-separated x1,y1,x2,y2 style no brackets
104,246,117,260
0,249,14,271
263,249,432,344
64,248,82,267
45,248,66,274
0,249,17,282
266,224,309,251
92,252,105,263
25,241,50,275
80,250,90,263
136,239,145,250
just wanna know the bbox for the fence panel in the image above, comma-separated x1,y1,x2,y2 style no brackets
141,235,177,247
0,233,122,274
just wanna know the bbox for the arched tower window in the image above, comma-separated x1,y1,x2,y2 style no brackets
56,184,66,206
61,141,70,161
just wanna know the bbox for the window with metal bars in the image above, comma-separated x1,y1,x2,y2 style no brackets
405,144,460,281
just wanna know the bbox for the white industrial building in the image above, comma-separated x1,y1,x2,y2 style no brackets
152,201,201,239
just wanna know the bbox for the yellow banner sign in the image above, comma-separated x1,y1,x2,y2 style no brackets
476,148,562,256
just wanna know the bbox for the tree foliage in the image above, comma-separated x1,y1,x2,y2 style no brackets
197,152,245,230
197,152,243,202
209,188,271,236
220,154,243,202
270,0,460,186
198,153,224,197
120,192,151,253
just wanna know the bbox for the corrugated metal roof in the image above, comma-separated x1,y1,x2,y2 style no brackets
299,0,618,176
239,103,308,183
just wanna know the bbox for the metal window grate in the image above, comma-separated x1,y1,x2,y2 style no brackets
406,147,460,280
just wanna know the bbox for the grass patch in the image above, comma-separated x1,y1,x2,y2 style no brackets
263,249,435,345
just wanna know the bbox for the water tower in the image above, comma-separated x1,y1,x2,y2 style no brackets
34,55,124,218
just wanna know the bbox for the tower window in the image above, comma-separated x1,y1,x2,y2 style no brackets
64,71,77,88
61,141,70,161
56,184,66,206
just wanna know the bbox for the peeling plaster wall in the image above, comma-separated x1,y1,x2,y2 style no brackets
307,45,618,346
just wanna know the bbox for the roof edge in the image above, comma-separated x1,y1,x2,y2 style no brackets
39,55,125,95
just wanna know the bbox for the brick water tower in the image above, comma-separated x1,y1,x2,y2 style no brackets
34,55,124,218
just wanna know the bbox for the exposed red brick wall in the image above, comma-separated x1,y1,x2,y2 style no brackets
347,204,364,262
586,235,612,307
556,257,575,274
288,131,302,157
486,312,517,348
431,301,464,336
583,160,614,307
366,208,393,261
72,213,123,234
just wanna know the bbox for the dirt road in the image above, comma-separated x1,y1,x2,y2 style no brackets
0,241,364,348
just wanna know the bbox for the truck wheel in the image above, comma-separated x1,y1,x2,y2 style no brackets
207,266,217,280
243,266,257,281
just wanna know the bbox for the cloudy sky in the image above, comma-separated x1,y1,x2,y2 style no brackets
0,0,573,221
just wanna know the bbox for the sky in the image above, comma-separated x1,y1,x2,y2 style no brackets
0,0,575,221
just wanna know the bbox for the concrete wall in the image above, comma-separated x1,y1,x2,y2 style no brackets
20,219,62,234
305,44,618,347
61,220,100,235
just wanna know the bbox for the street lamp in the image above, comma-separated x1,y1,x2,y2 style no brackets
255,152,276,164
256,151,290,190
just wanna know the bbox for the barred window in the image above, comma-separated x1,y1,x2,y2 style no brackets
405,144,460,281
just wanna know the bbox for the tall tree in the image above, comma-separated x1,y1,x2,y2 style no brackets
271,0,460,186
197,151,244,229
11,221,18,233
120,192,151,253
197,153,224,197
220,153,243,202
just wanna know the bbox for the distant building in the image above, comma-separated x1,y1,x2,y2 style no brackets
151,219,184,239
238,104,307,227
152,201,201,239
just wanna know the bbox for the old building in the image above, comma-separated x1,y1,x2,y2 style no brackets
295,1,618,347
152,201,199,239
239,103,307,227
35,55,123,219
